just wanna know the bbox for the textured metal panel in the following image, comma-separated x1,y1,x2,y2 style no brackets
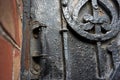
62,0,120,80
22,0,120,80
30,0,63,80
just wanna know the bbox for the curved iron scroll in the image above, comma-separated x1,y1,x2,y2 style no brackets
62,0,120,80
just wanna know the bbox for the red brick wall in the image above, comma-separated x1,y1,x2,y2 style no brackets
0,0,22,80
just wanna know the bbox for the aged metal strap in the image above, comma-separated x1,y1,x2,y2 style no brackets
60,16,70,80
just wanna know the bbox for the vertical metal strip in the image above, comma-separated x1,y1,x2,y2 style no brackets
39,27,47,79
60,15,70,80
21,0,31,80
92,0,104,78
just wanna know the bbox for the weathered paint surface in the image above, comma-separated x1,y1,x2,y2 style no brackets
0,0,22,80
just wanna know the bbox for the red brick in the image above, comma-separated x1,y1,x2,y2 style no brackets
0,36,13,80
13,48,21,80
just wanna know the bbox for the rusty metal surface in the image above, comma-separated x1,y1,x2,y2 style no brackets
21,0,31,80
21,0,120,80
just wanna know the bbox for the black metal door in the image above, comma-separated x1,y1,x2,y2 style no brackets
21,0,120,80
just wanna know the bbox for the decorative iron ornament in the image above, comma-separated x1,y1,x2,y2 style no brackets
62,0,119,41
62,0,120,79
